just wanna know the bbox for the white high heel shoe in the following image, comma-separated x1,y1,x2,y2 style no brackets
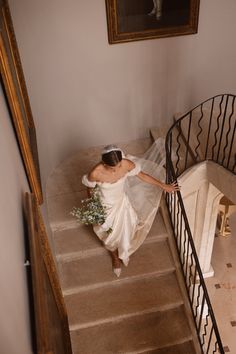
113,267,121,277
110,251,122,277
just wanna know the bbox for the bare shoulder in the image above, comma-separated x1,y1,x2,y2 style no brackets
88,163,103,181
122,158,135,171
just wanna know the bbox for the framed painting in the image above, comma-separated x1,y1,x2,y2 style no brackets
105,0,200,44
0,0,43,203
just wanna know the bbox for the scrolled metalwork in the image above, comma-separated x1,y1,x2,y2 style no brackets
165,93,236,354
222,96,235,166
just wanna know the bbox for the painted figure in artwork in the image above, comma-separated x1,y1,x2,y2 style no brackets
149,0,164,20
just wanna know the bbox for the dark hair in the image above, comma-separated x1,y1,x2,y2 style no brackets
102,150,122,166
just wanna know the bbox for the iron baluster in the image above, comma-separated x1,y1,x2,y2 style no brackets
176,200,180,249
197,293,206,331
194,282,202,319
205,98,215,160
182,228,187,269
211,95,224,161
188,251,194,295
222,96,235,167
226,120,236,171
185,238,190,288
213,341,218,354
169,190,173,223
173,192,177,238
175,122,181,176
195,104,204,161
216,95,229,163
206,325,214,354
201,311,210,346
179,209,183,258
184,111,192,171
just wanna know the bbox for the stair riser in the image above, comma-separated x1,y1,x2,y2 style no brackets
65,272,183,327
58,240,174,291
70,306,192,354
53,212,167,258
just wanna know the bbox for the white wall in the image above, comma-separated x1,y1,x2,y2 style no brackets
8,0,236,187
172,0,236,110
0,84,33,354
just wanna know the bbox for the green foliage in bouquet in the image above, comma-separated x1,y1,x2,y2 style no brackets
71,187,112,234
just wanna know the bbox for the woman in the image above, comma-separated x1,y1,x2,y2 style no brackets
82,143,179,277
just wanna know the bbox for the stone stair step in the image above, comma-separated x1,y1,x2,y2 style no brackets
70,305,192,354
54,212,167,261
54,224,103,260
47,138,152,199
48,190,88,232
132,340,196,353
146,212,168,241
59,239,174,293
65,272,182,328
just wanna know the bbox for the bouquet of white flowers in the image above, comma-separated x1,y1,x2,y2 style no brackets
70,186,112,234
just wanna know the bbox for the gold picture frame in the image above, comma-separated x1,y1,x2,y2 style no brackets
0,0,43,203
105,0,200,44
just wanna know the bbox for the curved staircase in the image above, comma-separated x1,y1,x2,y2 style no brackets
47,139,198,354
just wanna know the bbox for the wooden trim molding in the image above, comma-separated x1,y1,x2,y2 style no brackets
25,192,72,354
0,0,43,203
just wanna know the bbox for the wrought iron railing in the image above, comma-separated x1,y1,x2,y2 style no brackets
165,94,236,354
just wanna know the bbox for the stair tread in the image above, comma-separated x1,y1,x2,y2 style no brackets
48,190,87,231
70,306,192,354
47,138,152,199
59,239,174,291
65,272,182,327
138,340,196,354
54,211,167,258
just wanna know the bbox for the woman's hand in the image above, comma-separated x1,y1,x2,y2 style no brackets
162,181,180,193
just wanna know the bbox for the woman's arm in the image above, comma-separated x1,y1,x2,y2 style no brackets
137,171,179,193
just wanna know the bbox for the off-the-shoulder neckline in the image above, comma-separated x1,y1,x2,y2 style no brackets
86,172,128,186
84,160,139,186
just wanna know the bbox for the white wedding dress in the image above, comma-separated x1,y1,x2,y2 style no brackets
82,138,166,265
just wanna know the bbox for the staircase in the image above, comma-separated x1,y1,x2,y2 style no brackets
47,138,198,354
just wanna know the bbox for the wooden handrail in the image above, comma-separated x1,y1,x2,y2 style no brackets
25,193,72,354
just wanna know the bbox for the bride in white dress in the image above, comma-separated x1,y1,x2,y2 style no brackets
82,140,179,277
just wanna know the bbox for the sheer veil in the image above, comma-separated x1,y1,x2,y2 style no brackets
122,138,166,256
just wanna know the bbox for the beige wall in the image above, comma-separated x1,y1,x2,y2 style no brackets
0,84,33,353
8,0,236,187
